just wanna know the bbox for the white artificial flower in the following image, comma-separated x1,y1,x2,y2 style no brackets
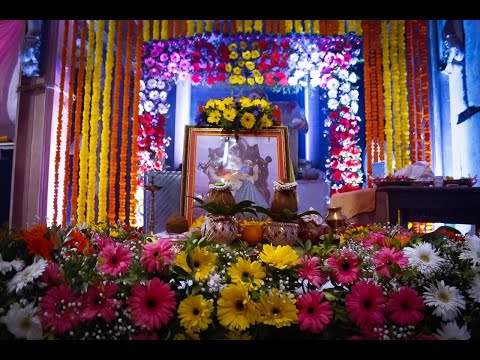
299,80,308,88
327,89,338,99
340,94,351,105
467,274,480,303
338,69,349,80
288,77,298,86
310,52,320,63
157,80,166,90
0,255,25,275
309,69,320,80
351,101,359,114
459,234,480,269
294,69,306,80
310,77,321,88
143,100,154,113
149,90,160,100
146,78,157,89
348,72,358,83
139,80,145,91
7,258,48,294
349,89,359,101
404,242,445,275
299,53,309,62
340,82,351,93
157,103,170,115
0,303,43,340
350,57,359,66
139,92,146,102
289,53,299,64
327,99,339,110
326,78,340,90
307,44,318,54
178,71,190,81
423,280,466,321
159,91,168,102
436,321,471,340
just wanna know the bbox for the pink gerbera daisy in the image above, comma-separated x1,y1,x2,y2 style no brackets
386,286,425,326
140,240,175,273
81,282,121,323
97,242,132,277
325,249,360,285
127,277,176,331
39,284,80,335
362,232,386,248
299,256,328,288
94,234,114,250
297,291,333,334
39,262,64,286
346,281,386,328
374,247,408,278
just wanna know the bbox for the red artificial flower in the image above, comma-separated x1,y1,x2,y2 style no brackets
81,282,121,323
346,281,386,328
40,284,80,335
21,224,56,261
297,291,333,334
64,229,94,255
386,287,425,326
325,249,360,285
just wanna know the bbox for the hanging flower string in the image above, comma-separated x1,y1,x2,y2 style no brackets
419,20,431,165
381,21,394,174
62,20,78,228
70,20,87,225
398,20,410,168
406,20,418,163
153,20,160,40
375,21,385,162
390,21,402,171
52,20,70,225
97,20,116,224
76,20,95,225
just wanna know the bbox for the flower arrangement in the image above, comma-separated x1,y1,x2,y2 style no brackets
195,93,280,133
3,220,479,340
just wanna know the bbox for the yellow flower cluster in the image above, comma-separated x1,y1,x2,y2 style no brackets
226,42,263,86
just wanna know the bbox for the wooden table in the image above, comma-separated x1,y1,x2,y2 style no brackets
376,186,480,230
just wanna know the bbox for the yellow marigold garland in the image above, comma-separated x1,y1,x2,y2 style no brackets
285,20,293,34
62,20,78,228
294,20,303,34
355,20,363,35
153,20,160,40
397,20,410,167
52,20,70,225
86,20,105,225
381,20,394,174
70,20,88,225
108,20,124,224
161,20,168,39
313,20,320,35
118,21,134,222
143,20,150,42
254,20,262,33
97,20,116,224
186,20,194,37
76,19,96,225
244,20,253,33
347,20,355,33
390,21,402,171
206,20,213,33
338,20,346,35
129,19,143,226
304,20,311,34
405,20,418,163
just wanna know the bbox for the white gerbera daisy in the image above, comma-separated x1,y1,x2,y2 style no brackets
340,94,351,105
0,302,43,340
436,321,471,340
7,258,48,294
149,90,160,100
404,242,444,275
423,280,466,321
467,274,480,303
0,255,25,275
350,89,359,101
459,234,480,269
157,103,170,114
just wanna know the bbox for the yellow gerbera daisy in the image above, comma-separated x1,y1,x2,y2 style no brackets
217,283,258,331
178,295,214,333
190,216,205,230
239,41,248,50
207,110,222,124
259,99,269,108
229,75,238,85
214,99,225,111
223,108,237,122
223,97,234,106
259,244,300,270
176,247,216,281
247,78,255,86
259,115,273,129
242,50,251,60
257,290,298,328
205,99,217,109
240,113,256,129
227,258,265,291
239,97,252,108
245,61,255,71
252,69,261,78
225,331,252,340
229,51,239,60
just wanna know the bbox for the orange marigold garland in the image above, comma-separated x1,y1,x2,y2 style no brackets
52,19,70,226
413,22,424,161
375,21,385,162
118,21,134,223
406,20,418,163
86,19,105,225
108,20,124,224
97,20,116,224
76,19,96,225
70,20,88,225
222,19,228,34
62,20,78,228
129,19,143,226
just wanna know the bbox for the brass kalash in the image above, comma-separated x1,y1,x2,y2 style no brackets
325,206,347,234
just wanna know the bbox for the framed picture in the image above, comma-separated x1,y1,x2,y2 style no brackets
181,126,291,225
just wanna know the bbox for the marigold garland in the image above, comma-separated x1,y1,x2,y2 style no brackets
244,20,253,33
143,20,150,42
375,21,385,162
294,20,303,34
153,20,160,40
413,22,423,161
329,20,339,36
355,20,363,36
108,20,124,224
161,20,168,39
397,20,411,167
419,20,431,165
390,21,402,171
129,20,143,226
76,20,96,225
304,20,311,34
265,20,272,34
222,20,228,34
347,20,355,34
313,20,320,35
363,20,372,186
168,19,174,38
186,20,194,37
235,20,243,33
405,20,418,163
205,20,213,33
97,20,116,224
62,20,78,228
381,20,394,174
86,20,105,225
254,20,262,33
52,20,70,226
285,20,293,34
70,20,88,225
118,21,134,222
338,20,346,35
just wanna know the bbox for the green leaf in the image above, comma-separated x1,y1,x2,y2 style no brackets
323,292,337,301
192,285,202,295
305,240,312,251
186,251,194,270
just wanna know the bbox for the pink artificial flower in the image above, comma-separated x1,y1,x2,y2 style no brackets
297,291,333,334
170,52,180,63
299,256,327,288
362,232,386,248
132,332,159,340
386,287,425,326
325,249,360,285
278,77,289,87
159,53,169,62
81,282,121,323
95,235,114,250
127,277,176,331
39,262,64,286
140,240,175,273
346,281,386,328
97,242,132,277
374,247,408,278
39,284,80,335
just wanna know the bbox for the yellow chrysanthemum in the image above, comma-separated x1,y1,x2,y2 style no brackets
237,60,245,68
247,77,255,86
225,331,252,340
259,244,300,270
207,110,222,124
259,115,273,129
240,113,256,129
239,41,248,50
228,43,237,51
214,99,225,111
252,69,261,78
239,97,252,108
259,99,269,108
251,50,260,59
257,290,297,328
229,51,239,60
178,294,214,333
205,99,217,109
245,61,255,71
223,108,237,122
225,63,232,72
242,50,251,60
255,76,264,85
233,67,242,75
109,229,120,238
175,247,216,281
217,283,258,331
190,216,205,230
227,258,265,291
237,76,246,85
223,97,234,106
